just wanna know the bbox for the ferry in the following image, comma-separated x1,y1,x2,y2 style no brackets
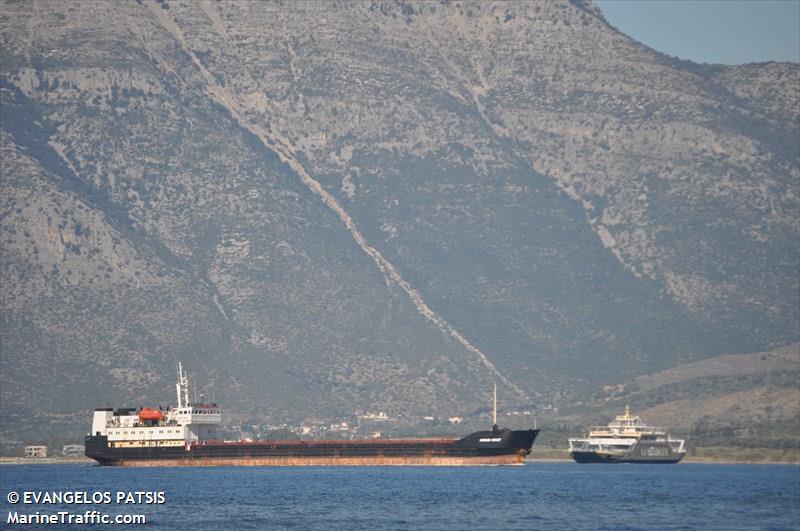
568,406,686,463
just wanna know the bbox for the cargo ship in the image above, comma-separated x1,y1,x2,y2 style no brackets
85,363,538,466
568,406,686,463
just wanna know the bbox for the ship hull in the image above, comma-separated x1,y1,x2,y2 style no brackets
570,450,685,464
86,429,539,467
86,455,528,467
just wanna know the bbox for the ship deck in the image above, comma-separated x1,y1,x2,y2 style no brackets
201,437,459,447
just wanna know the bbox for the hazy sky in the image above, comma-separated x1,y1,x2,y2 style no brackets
596,0,800,65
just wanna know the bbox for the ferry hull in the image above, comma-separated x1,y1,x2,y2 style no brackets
570,450,685,464
86,429,538,467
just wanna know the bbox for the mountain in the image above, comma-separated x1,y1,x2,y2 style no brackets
1,0,797,443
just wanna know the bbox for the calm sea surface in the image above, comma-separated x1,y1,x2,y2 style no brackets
1,463,798,530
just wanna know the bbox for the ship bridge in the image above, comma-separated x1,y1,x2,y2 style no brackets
89,363,221,446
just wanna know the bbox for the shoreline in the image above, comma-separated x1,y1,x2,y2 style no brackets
0,457,94,465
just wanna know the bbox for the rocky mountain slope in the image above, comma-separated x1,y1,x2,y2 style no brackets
1,0,797,442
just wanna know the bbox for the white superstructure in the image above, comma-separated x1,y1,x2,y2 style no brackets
89,363,221,448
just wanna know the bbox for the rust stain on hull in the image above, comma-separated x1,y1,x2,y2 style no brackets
112,454,528,467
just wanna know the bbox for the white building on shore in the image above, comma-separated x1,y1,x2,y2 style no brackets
24,445,47,458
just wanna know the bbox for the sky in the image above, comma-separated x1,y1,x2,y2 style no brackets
595,0,800,65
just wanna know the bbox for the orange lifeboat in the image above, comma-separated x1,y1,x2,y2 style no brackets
138,408,164,422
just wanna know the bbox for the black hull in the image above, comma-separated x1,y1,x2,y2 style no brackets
570,450,685,464
86,428,538,466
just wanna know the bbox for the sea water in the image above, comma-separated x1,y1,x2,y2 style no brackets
1,462,798,530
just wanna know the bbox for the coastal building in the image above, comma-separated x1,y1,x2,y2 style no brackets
61,444,85,456
24,445,47,458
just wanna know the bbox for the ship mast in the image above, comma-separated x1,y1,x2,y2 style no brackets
176,362,189,408
492,382,498,430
